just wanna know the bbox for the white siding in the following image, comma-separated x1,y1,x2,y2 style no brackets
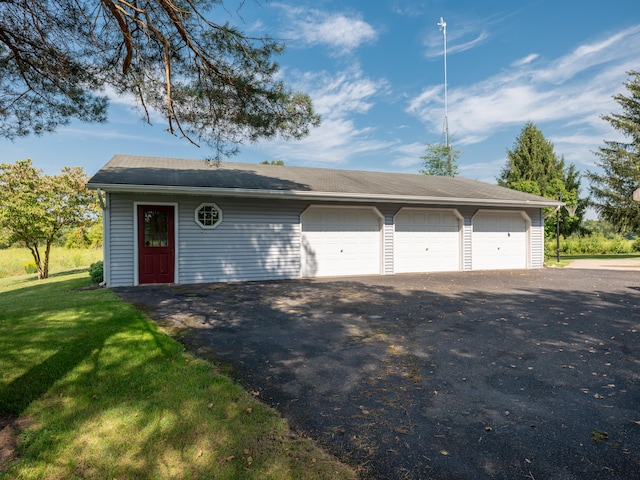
375,205,398,275
103,192,549,286
179,198,302,283
107,194,136,287
383,213,395,275
528,208,545,268
457,206,475,272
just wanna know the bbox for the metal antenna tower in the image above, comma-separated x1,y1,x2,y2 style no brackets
437,16,452,175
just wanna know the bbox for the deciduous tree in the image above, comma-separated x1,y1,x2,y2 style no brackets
587,71,640,233
0,1,320,158
419,142,460,176
0,159,97,279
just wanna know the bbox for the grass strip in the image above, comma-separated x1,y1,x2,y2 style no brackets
0,271,355,480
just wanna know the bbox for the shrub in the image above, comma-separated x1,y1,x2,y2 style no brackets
89,261,104,284
23,262,38,274
632,238,640,252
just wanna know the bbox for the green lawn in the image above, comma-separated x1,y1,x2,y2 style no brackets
552,253,640,260
545,253,640,268
0,271,355,480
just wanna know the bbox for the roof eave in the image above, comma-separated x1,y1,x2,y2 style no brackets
87,183,562,208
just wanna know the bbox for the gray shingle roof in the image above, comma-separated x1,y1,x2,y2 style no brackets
88,154,561,208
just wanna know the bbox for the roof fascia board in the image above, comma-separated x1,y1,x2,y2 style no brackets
87,183,562,208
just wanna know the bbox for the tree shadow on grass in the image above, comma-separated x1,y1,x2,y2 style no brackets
1,273,355,479
0,274,126,416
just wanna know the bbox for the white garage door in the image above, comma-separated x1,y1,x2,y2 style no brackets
301,206,382,277
394,208,461,273
472,211,528,270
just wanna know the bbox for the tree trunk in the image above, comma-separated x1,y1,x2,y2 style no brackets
43,241,52,279
26,243,44,280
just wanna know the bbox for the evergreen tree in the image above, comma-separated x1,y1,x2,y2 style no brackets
587,71,640,233
498,122,582,236
0,1,319,159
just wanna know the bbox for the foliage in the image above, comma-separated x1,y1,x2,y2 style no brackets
89,261,104,283
581,218,638,239
65,217,103,249
23,262,37,274
420,142,460,176
0,1,320,159
0,229,11,249
0,246,102,278
260,160,285,165
498,122,584,236
545,234,639,256
587,71,640,233
0,159,97,279
0,271,355,479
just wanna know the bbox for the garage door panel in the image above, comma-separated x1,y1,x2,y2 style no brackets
472,212,527,270
394,209,461,273
301,207,381,277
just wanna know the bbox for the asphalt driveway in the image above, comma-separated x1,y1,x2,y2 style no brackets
116,268,640,479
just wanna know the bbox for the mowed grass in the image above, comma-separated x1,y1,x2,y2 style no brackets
0,247,102,278
545,253,640,268
0,271,356,480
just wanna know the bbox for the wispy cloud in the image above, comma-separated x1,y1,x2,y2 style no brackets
258,68,394,164
275,4,377,56
408,25,640,169
390,1,430,17
390,142,426,171
534,25,640,83
447,31,490,55
460,158,507,183
423,15,505,58
512,53,539,67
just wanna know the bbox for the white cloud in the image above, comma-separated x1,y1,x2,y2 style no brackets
390,1,430,17
460,158,506,184
407,25,640,154
423,15,507,58
447,31,490,55
391,142,425,170
406,85,442,116
512,53,539,67
276,5,377,55
257,68,394,165
534,25,640,83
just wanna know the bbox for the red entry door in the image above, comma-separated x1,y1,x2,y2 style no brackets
138,205,175,284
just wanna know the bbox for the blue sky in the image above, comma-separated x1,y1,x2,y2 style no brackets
3,0,640,189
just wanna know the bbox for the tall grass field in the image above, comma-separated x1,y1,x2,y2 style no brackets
546,234,640,256
0,247,102,278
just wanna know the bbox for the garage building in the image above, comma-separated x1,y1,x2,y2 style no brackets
88,154,560,287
